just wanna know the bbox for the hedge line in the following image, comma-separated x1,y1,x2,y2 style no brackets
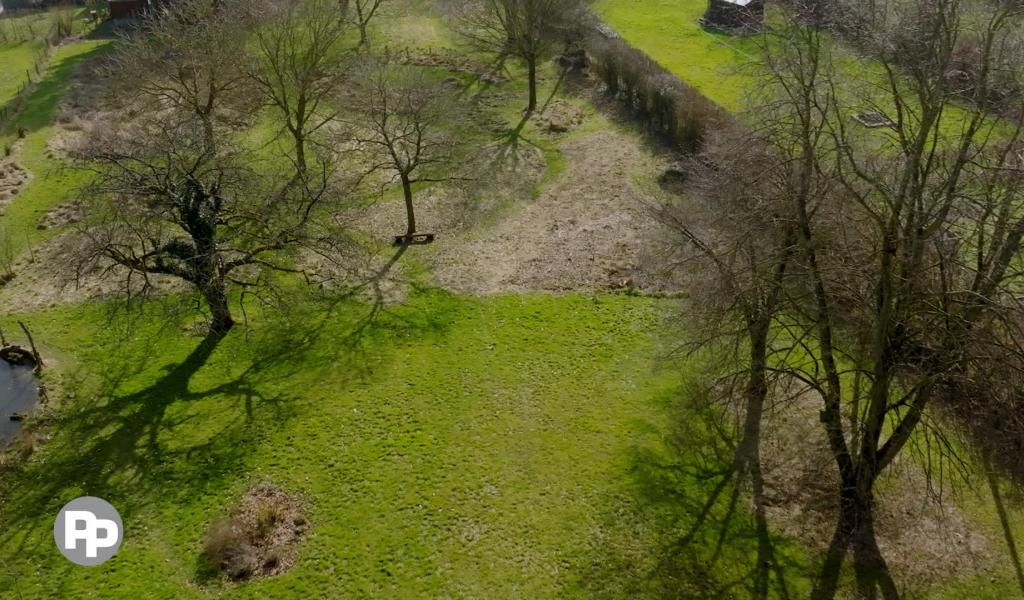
579,16,733,153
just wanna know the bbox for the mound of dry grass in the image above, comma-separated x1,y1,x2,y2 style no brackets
201,482,309,582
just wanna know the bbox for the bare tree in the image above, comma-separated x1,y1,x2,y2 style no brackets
659,1,1024,597
109,0,256,153
749,2,1024,598
250,0,352,176
347,0,386,48
75,0,347,335
457,0,583,112
657,125,797,599
345,57,467,242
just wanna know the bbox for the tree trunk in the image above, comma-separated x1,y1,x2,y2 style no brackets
812,477,898,600
193,234,234,336
294,132,307,177
401,174,416,237
358,22,369,48
202,281,234,336
741,316,774,599
850,490,898,600
527,56,538,113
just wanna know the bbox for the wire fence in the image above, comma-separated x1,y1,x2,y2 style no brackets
0,8,77,134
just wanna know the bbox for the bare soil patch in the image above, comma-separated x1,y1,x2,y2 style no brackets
0,158,31,215
398,47,508,84
531,99,587,134
37,199,84,230
430,128,679,295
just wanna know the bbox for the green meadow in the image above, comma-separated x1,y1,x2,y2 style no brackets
0,2,1022,598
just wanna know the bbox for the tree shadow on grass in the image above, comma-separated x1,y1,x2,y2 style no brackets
486,70,566,171
0,285,460,565
0,330,285,555
985,453,1024,597
582,385,814,599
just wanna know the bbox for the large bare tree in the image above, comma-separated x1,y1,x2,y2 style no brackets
662,1,1024,597
752,2,1024,597
75,0,346,335
109,0,256,151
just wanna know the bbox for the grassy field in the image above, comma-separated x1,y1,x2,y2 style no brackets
0,1,1022,598
594,0,1006,140
0,291,817,598
0,5,795,598
0,40,45,110
0,40,109,258
0,8,96,115
593,0,759,112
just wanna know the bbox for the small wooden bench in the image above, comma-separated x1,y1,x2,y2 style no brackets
852,112,896,129
393,233,436,246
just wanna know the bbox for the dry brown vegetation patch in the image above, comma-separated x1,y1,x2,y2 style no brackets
398,47,508,84
0,232,185,313
430,129,679,294
201,482,309,582
761,389,993,589
0,159,31,215
531,99,587,134
37,200,84,230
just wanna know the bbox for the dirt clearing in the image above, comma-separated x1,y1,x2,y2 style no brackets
430,128,678,295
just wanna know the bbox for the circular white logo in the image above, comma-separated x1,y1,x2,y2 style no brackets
53,496,123,566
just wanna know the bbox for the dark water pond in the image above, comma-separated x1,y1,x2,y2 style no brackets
0,360,38,449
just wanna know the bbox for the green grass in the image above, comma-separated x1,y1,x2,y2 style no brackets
0,291,812,598
594,0,1008,140
0,7,99,115
594,0,759,112
0,40,45,110
0,10,54,45
0,39,109,258
0,2,1022,598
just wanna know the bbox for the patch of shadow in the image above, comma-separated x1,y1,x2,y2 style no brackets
578,383,813,599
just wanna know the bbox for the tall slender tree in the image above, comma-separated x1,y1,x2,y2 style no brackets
457,0,583,112
345,57,466,241
250,0,351,177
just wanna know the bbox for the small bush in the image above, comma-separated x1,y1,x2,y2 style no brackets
200,483,308,582
202,520,260,580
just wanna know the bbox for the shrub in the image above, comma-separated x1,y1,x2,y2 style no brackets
202,520,260,581
200,483,308,582
581,24,731,153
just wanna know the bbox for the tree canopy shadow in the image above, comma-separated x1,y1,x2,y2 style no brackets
486,68,567,170
984,453,1024,597
581,384,814,599
0,279,460,561
0,329,286,555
